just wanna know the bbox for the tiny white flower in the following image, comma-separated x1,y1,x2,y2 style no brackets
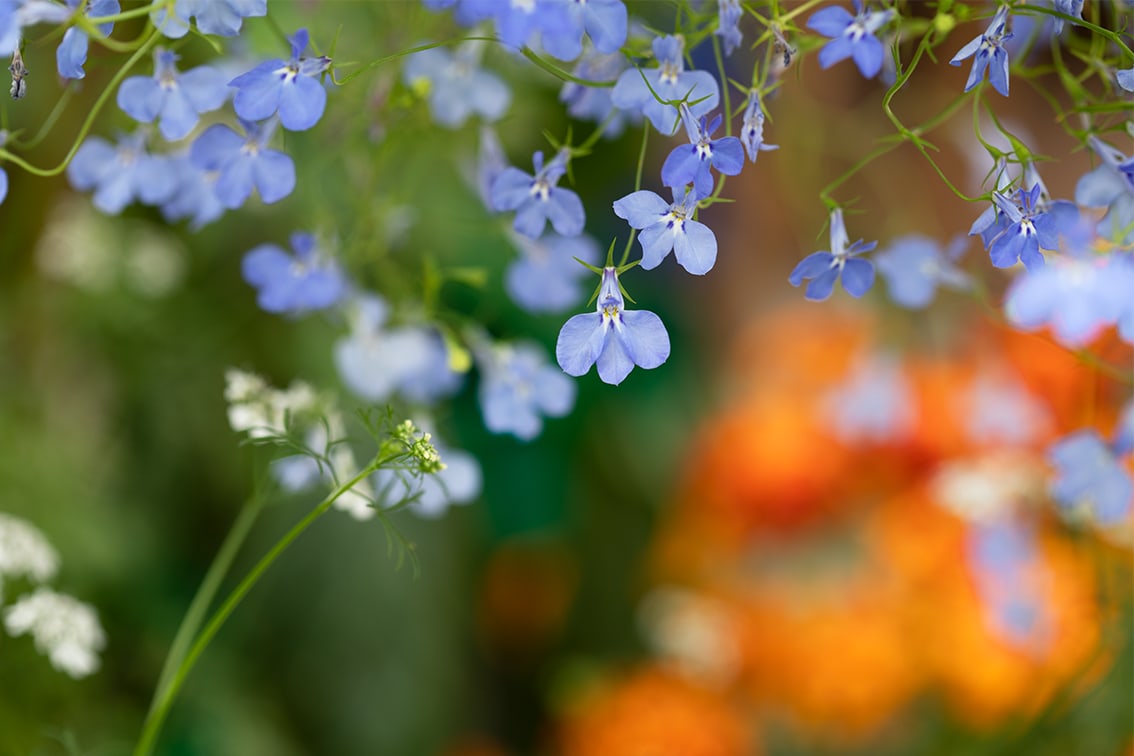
0,513,60,589
4,587,106,678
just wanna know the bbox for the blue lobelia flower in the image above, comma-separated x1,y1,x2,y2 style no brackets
1075,136,1134,245
950,5,1012,97
1118,67,1134,92
661,103,744,199
875,234,969,309
715,0,743,56
1048,431,1132,524
1051,0,1083,35
966,520,1048,650
402,42,510,129
806,0,894,79
56,0,119,80
189,118,296,209
4,1,70,56
789,208,876,300
229,28,330,132
984,184,1079,270
118,48,228,141
67,131,177,214
822,353,914,443
478,341,576,441
556,266,670,385
611,34,720,135
1004,250,1131,348
0,166,7,206
151,0,266,39
1115,400,1134,456
159,154,226,230
490,149,585,239
740,90,777,163
612,187,718,275
459,0,568,50
506,231,601,314
334,296,463,405
541,0,627,61
242,232,348,315
561,49,637,139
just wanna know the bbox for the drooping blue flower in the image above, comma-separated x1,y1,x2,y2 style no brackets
541,0,627,61
1114,400,1134,456
242,232,348,315
740,90,777,163
1075,136,1134,245
806,0,893,79
1048,431,1133,524
0,166,7,206
3,1,71,57
613,187,718,275
151,0,266,39
506,231,600,314
1004,251,1131,347
875,234,969,309
334,296,463,404
789,208,876,300
117,48,228,141
661,103,745,198
556,266,670,385
715,0,743,56
1051,0,1083,34
983,184,1079,270
478,341,576,441
560,49,637,139
472,126,507,211
1118,67,1134,92
0,1,21,56
229,28,331,132
490,149,585,239
950,5,1012,97
189,118,296,209
611,34,720,135
67,131,177,214
402,42,510,129
158,154,225,229
822,354,914,443
56,0,119,80
966,520,1048,651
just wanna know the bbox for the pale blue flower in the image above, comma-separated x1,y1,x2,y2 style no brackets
490,149,585,239
56,0,118,80
822,354,914,442
715,0,742,56
611,34,719,135
985,184,1079,270
740,90,777,163
807,0,893,79
541,0,627,61
402,42,510,129
1049,431,1132,524
117,48,228,141
158,154,225,230
67,131,176,214
555,266,670,385
613,187,717,275
967,521,1048,650
189,119,295,209
1075,136,1134,245
661,103,744,198
242,232,347,315
875,235,969,309
478,342,576,441
506,231,600,314
950,5,1012,97
229,28,331,132
560,50,637,139
152,0,266,39
789,208,876,300
372,431,481,518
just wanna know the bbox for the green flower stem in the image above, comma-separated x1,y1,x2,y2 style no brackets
521,45,616,87
0,27,160,177
88,0,171,24
619,121,650,267
145,489,267,722
11,85,78,150
133,458,385,756
332,36,496,86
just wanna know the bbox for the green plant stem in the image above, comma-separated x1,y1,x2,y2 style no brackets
0,27,160,177
133,460,382,756
145,490,267,719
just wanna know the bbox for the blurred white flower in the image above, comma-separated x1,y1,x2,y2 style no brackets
0,514,60,591
4,587,106,678
224,369,319,439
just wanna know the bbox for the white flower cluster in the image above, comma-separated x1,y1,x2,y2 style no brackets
0,513,105,679
224,368,320,439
